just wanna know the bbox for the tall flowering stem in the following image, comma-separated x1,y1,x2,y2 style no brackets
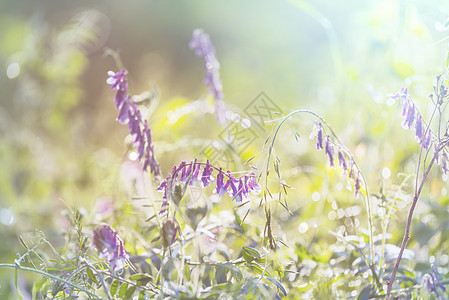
107,69,161,177
266,109,380,289
189,29,227,125
386,83,449,298
156,159,261,214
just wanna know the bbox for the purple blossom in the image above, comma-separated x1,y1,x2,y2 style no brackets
325,135,335,168
312,122,324,150
338,150,348,174
214,167,226,197
247,173,261,195
310,121,363,199
189,29,226,124
107,69,160,177
394,87,434,152
107,69,128,111
402,100,415,130
354,175,361,198
92,224,128,271
200,160,214,188
415,114,424,143
156,160,260,212
389,87,408,104
422,129,431,150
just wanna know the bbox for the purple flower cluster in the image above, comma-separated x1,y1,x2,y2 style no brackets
156,159,261,213
92,224,128,271
189,29,226,124
107,69,160,176
391,88,449,175
421,264,446,296
310,121,363,198
391,88,431,150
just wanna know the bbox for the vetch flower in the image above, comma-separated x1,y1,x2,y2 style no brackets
214,167,226,197
107,69,160,176
156,160,260,213
393,87,434,152
310,121,362,198
200,160,214,188
415,114,424,143
402,100,415,130
421,129,431,150
310,121,324,150
325,135,335,168
92,224,128,271
189,29,226,124
354,175,361,198
107,69,128,111
338,150,348,174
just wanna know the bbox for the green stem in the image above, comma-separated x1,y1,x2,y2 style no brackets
267,109,379,289
0,263,102,299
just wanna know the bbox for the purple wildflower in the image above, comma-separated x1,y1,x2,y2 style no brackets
338,150,348,174
354,175,361,198
107,69,128,110
314,122,324,150
200,160,214,188
92,224,128,271
189,29,226,124
156,160,260,212
247,173,261,195
415,114,424,143
422,129,431,150
214,167,226,197
393,87,435,152
190,160,201,186
389,87,408,104
402,100,415,130
107,69,160,177
325,135,335,168
234,178,245,203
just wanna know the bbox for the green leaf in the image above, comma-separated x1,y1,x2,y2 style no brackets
86,268,98,284
215,266,228,284
242,246,262,263
245,263,273,277
358,285,373,300
185,264,191,281
109,279,119,296
119,283,129,298
124,285,136,299
264,276,287,296
138,290,146,300
15,269,23,300
129,274,152,286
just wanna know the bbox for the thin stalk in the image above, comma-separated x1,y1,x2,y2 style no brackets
386,151,439,298
0,263,102,299
266,109,379,289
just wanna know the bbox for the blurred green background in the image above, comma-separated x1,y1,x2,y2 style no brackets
1,0,449,297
